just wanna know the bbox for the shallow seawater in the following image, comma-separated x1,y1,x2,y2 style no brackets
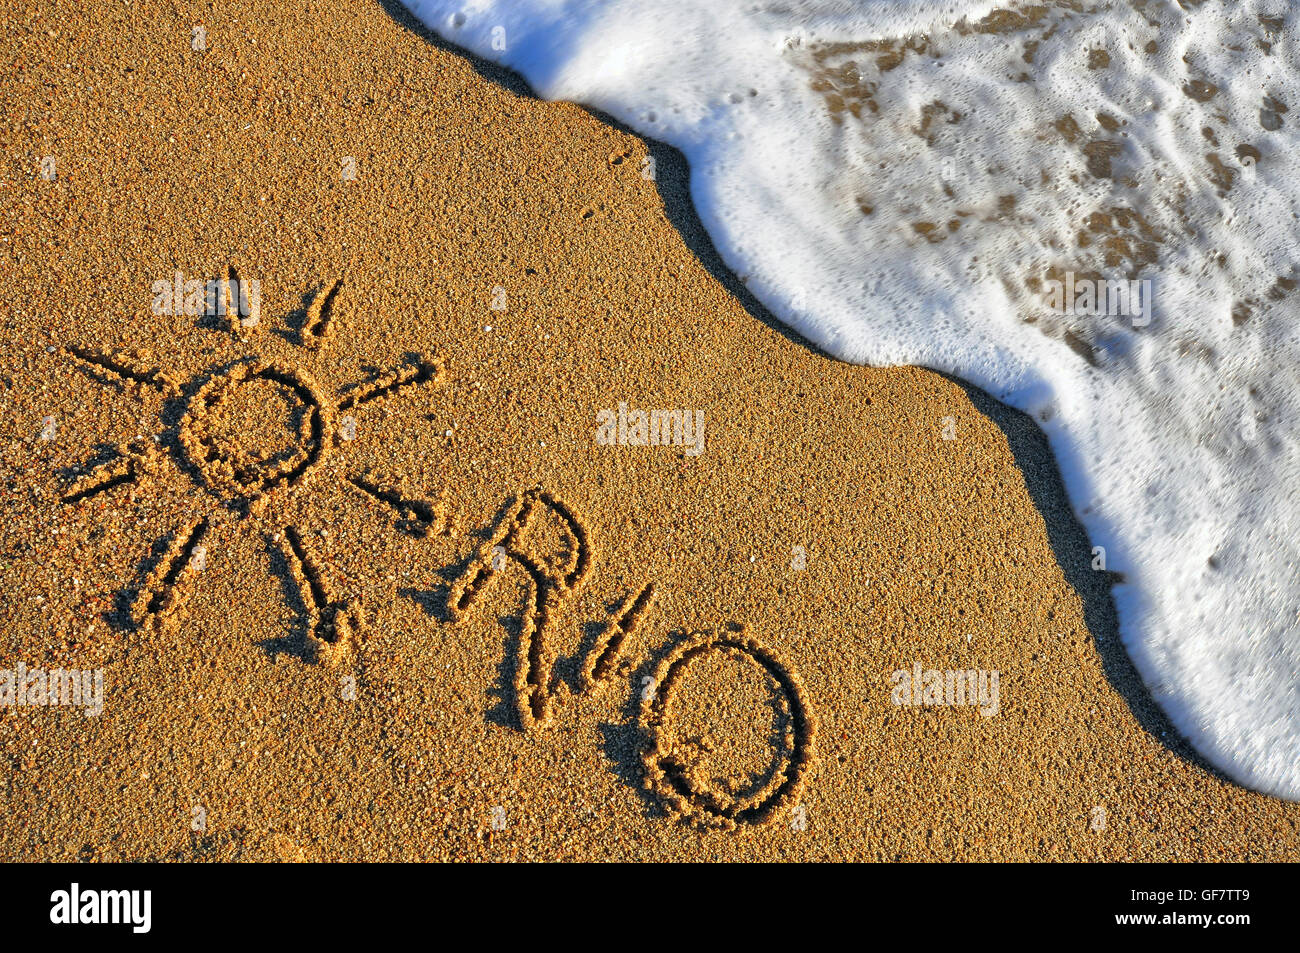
400,0,1300,798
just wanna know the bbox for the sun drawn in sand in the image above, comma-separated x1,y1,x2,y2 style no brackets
61,268,444,665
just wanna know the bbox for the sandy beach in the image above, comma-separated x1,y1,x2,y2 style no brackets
1,0,1298,861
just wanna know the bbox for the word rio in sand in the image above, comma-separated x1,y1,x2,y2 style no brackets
595,400,704,455
449,489,814,829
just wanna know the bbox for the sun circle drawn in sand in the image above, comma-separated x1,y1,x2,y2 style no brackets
61,271,445,665
178,361,334,501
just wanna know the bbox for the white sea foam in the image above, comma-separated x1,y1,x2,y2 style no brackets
401,0,1300,797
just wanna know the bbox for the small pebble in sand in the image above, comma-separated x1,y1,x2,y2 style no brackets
339,415,358,441
38,415,56,441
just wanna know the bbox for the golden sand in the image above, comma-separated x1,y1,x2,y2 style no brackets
1,0,1297,860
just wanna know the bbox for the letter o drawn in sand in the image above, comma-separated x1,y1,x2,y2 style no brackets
639,628,816,830
178,360,334,505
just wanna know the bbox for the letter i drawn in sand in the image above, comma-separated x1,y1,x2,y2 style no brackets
59,270,445,665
